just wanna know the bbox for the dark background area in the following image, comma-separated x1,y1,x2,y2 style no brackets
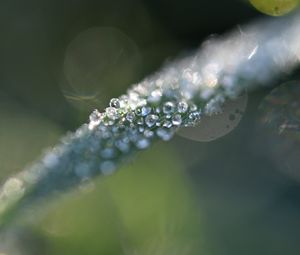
0,0,259,129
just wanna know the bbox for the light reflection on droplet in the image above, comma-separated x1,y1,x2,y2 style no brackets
178,94,248,142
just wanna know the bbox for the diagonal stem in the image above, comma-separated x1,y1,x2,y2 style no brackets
1,12,300,229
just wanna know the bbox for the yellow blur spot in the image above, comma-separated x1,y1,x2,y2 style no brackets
249,0,299,16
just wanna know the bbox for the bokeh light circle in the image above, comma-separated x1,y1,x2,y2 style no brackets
249,0,299,16
259,81,300,182
259,81,300,138
178,94,248,142
62,27,141,111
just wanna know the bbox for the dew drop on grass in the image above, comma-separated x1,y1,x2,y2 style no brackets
135,138,150,149
163,102,175,114
106,107,119,120
109,98,120,108
156,128,174,141
249,0,299,16
75,162,91,179
177,101,189,113
178,94,248,142
100,161,116,175
145,114,159,128
172,114,182,126
126,112,135,122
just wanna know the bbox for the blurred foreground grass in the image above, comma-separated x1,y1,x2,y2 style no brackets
39,144,203,255
0,95,204,254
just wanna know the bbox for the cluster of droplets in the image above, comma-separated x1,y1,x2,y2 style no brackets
86,93,203,176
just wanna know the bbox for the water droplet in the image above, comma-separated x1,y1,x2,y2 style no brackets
119,95,129,108
156,128,174,141
141,106,151,116
135,138,150,149
115,140,130,153
204,96,225,116
145,114,159,128
144,129,154,138
75,162,91,179
138,126,145,133
100,161,116,175
106,107,119,120
177,101,189,113
137,117,144,125
136,106,151,116
89,109,102,123
43,152,59,168
126,112,135,122
190,104,198,112
148,89,162,103
163,121,173,128
172,114,182,126
109,98,120,108
155,107,161,114
188,112,201,122
163,102,175,114
101,148,115,159
135,107,143,116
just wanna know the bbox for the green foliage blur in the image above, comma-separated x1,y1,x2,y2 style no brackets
0,0,300,255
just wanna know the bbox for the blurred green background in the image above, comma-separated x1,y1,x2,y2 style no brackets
0,0,300,254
